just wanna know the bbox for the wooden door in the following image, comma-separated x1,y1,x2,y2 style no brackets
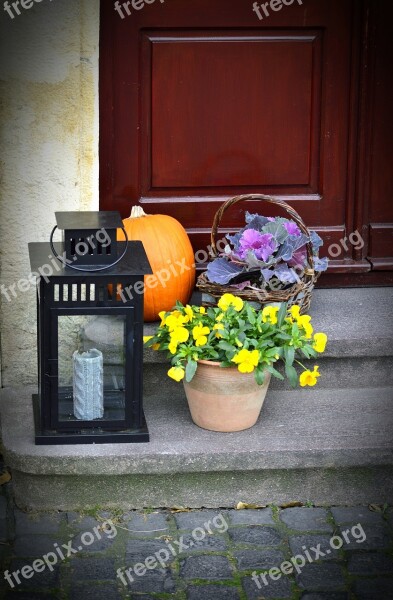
100,0,393,284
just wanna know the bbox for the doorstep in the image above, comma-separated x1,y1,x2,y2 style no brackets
1,383,392,510
1,287,393,511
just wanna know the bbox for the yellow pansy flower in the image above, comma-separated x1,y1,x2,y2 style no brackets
299,365,320,387
198,306,206,314
262,305,280,324
184,305,194,322
167,366,185,382
313,332,327,353
168,340,178,355
231,349,260,373
143,336,160,350
158,311,167,327
165,313,187,332
297,315,313,339
218,293,244,312
192,323,210,347
289,305,301,320
170,327,189,344
213,323,225,338
216,312,225,322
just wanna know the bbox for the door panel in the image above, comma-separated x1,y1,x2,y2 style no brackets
100,0,392,279
148,32,319,189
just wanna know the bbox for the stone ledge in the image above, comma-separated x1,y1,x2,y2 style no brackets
1,385,392,476
143,288,393,363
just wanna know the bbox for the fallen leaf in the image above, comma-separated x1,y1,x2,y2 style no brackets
169,507,192,513
281,501,303,508
368,504,383,512
0,470,11,486
236,502,267,510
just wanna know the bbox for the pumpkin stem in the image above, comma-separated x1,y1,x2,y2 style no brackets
130,206,147,219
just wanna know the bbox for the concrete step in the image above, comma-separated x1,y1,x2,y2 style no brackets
1,383,392,511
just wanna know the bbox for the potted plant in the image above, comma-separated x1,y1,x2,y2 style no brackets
197,194,329,314
144,293,327,432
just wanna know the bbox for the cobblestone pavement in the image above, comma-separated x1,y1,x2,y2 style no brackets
0,484,392,600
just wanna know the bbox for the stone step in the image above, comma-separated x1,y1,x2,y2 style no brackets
1,383,392,511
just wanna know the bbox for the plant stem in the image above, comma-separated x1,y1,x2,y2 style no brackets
295,359,308,371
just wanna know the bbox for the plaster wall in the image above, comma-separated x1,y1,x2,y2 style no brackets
0,0,100,386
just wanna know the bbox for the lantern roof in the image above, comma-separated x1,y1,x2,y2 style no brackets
28,241,153,278
55,211,123,231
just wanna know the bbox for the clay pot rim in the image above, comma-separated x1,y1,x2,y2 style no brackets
196,359,234,367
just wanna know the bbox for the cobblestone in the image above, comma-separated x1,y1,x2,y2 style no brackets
229,507,275,525
174,510,228,530
0,503,392,599
14,509,66,535
347,551,393,575
296,563,346,590
69,556,117,581
300,594,349,600
279,508,333,532
234,548,286,570
180,555,232,579
353,577,393,599
242,573,292,599
187,585,240,599
70,582,123,600
289,534,342,561
229,525,282,546
331,506,385,525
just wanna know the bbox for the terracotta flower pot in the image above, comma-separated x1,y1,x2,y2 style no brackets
183,360,271,432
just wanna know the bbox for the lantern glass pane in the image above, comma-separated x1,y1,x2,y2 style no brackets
58,315,127,422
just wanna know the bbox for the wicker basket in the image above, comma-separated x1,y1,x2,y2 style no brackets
197,194,321,314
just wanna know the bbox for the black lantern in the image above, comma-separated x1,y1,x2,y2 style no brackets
28,211,152,444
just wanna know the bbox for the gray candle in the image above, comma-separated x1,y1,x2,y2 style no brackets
73,349,104,420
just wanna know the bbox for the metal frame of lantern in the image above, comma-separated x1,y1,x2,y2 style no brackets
28,211,152,445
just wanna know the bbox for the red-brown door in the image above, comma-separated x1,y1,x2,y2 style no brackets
100,0,393,284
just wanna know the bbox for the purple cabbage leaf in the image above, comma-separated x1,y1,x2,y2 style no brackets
206,258,245,285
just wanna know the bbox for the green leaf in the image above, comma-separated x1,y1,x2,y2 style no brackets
185,360,198,383
255,368,266,386
207,308,216,320
246,305,256,325
277,302,288,327
218,340,235,352
284,345,295,366
285,363,298,388
301,347,311,359
266,365,285,380
275,333,292,341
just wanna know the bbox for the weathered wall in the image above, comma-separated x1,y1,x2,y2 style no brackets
0,0,100,385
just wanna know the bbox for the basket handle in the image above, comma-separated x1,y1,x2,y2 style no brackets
210,194,314,270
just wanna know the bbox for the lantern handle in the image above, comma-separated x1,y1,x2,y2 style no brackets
49,226,129,272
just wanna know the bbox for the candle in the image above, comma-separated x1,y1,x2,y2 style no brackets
73,349,104,420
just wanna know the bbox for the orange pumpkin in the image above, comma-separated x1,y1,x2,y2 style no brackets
118,206,196,322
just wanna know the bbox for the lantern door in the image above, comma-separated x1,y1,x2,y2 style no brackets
46,307,137,434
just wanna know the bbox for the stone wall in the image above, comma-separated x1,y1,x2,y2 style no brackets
0,0,100,386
